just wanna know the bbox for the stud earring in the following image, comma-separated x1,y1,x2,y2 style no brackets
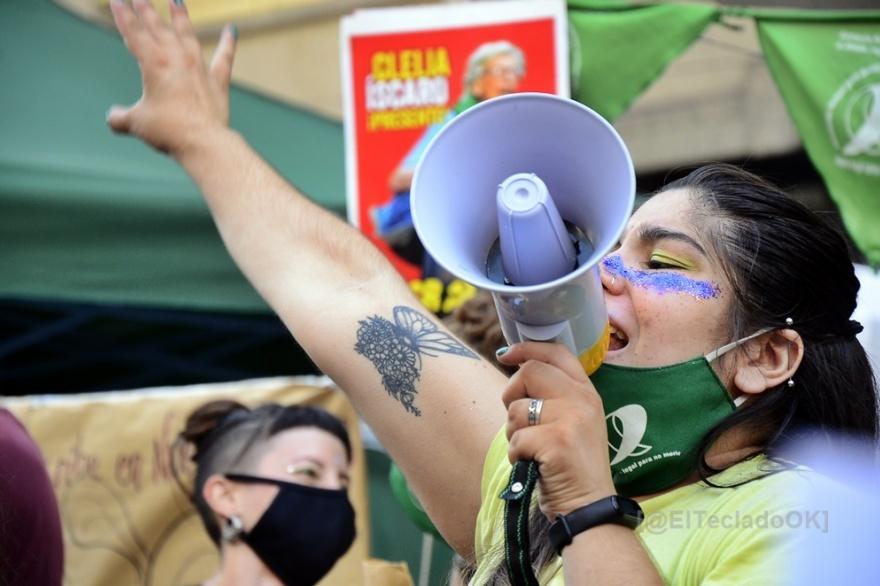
787,378,795,388
221,515,244,543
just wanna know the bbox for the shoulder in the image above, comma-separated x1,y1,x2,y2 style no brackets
702,455,841,514
475,426,512,542
0,408,56,489
638,455,834,586
0,408,64,585
472,427,518,582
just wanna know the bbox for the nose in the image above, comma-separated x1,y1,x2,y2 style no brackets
320,476,343,490
319,469,349,491
600,260,624,294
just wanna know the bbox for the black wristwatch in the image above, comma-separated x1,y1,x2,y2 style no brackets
548,495,644,554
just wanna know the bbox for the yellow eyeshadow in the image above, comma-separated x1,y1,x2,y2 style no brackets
650,250,696,270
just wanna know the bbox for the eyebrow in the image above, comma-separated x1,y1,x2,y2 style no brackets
290,457,325,468
291,457,350,474
637,225,707,257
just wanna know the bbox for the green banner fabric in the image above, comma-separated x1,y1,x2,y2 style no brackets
567,1,719,122
0,0,345,313
758,17,880,266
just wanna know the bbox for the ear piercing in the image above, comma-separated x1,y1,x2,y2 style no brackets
221,515,244,543
784,318,795,387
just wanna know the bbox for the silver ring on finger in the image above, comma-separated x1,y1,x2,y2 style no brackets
527,398,544,427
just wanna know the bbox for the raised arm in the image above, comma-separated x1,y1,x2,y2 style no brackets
106,0,506,555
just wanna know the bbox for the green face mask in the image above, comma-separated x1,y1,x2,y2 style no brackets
590,331,766,497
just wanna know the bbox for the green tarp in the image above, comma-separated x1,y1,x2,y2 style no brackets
0,0,345,312
5,0,880,314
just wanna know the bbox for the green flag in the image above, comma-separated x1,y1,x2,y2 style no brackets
568,0,719,122
758,16,880,266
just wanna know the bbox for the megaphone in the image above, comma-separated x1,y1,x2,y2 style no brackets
411,93,635,373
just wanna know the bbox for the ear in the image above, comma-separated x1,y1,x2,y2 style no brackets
202,473,239,520
732,329,803,396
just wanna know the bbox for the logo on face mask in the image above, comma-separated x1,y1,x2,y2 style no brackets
607,404,652,465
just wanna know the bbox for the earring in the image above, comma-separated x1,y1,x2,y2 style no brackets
221,515,244,543
784,318,795,387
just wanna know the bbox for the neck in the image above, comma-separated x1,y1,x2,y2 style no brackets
206,543,281,586
634,430,763,502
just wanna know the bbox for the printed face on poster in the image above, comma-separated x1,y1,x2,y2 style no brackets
341,1,569,289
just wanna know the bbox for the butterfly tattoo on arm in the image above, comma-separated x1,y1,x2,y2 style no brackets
354,306,478,416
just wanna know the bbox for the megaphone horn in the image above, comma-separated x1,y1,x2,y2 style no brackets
411,93,635,374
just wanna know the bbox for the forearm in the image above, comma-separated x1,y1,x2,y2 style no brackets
176,127,392,324
176,127,506,555
562,526,662,585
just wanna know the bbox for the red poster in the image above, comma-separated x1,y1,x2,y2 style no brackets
341,1,569,301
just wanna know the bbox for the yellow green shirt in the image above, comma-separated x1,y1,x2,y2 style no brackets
472,427,829,585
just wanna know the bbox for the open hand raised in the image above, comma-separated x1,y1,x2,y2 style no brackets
107,0,237,157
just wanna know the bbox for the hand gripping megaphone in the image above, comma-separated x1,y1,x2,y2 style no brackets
411,93,635,374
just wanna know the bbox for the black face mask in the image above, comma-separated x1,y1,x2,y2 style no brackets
225,473,356,586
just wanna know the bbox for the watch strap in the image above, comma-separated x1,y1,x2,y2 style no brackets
548,495,644,555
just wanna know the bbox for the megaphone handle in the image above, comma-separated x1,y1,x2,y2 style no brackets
515,321,577,356
500,459,541,586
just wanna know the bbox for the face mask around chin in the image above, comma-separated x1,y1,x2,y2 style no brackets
224,473,356,586
591,329,769,497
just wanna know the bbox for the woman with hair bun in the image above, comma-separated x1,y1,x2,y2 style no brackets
177,400,355,586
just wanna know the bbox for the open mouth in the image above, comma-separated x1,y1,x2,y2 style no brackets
608,323,629,352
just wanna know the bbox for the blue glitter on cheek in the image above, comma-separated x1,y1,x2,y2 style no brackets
601,255,719,300
602,255,625,276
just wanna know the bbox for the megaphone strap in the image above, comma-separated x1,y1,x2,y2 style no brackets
501,459,541,586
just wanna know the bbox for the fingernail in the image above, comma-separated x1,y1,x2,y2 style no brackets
173,0,184,6
230,24,239,40
495,346,509,358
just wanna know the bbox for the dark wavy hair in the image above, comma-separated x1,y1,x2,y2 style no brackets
478,163,878,584
176,399,351,546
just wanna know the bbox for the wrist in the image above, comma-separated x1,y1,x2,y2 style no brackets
174,125,241,168
553,488,617,518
